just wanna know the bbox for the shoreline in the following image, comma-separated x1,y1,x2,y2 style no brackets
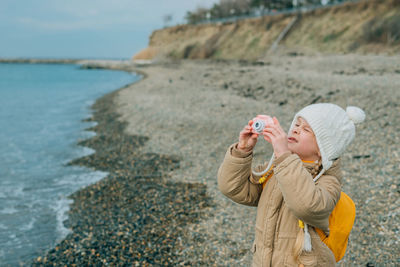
30,54,399,266
0,58,151,82
0,63,146,266
30,62,215,266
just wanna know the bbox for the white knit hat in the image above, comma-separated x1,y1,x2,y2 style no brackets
251,103,366,179
288,103,366,178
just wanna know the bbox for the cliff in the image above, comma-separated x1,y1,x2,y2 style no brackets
134,0,400,60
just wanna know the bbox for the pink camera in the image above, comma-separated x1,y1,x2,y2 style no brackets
251,115,274,134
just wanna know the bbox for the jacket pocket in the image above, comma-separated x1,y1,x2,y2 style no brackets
284,253,318,267
312,237,336,266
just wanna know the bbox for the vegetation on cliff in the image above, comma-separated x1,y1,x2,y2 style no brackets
184,0,350,24
133,0,400,61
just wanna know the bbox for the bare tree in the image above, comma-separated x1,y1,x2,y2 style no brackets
163,14,173,28
219,0,252,17
185,7,209,24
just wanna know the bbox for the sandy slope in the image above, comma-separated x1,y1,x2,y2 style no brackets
135,0,400,61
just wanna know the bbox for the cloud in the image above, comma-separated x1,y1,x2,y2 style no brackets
15,15,150,31
16,17,96,31
12,0,219,31
1,0,220,58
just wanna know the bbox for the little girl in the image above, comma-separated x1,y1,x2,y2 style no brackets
218,103,365,267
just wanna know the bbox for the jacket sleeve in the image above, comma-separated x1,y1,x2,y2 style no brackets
217,143,265,207
273,153,341,229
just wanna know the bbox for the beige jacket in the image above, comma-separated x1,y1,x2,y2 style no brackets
218,143,342,267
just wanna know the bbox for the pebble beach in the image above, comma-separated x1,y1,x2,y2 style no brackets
31,52,399,266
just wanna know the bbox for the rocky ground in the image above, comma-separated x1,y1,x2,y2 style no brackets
31,52,399,266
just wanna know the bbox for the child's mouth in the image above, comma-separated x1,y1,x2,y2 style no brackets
288,137,297,143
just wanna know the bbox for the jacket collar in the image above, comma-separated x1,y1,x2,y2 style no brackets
302,158,343,184
325,158,343,183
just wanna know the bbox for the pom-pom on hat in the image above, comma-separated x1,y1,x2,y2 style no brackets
289,103,365,174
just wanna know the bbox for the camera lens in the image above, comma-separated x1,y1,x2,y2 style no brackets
253,119,265,133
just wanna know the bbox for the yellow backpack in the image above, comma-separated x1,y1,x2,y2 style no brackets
315,191,356,262
259,167,356,262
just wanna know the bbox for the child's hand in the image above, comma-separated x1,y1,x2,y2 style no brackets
262,117,290,158
238,120,258,153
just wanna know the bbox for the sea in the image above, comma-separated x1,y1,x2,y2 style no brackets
0,62,140,265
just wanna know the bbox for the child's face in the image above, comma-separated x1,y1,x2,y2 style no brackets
287,117,321,162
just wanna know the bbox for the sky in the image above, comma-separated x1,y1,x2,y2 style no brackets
0,0,219,59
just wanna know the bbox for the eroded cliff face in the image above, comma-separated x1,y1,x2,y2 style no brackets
134,0,400,61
